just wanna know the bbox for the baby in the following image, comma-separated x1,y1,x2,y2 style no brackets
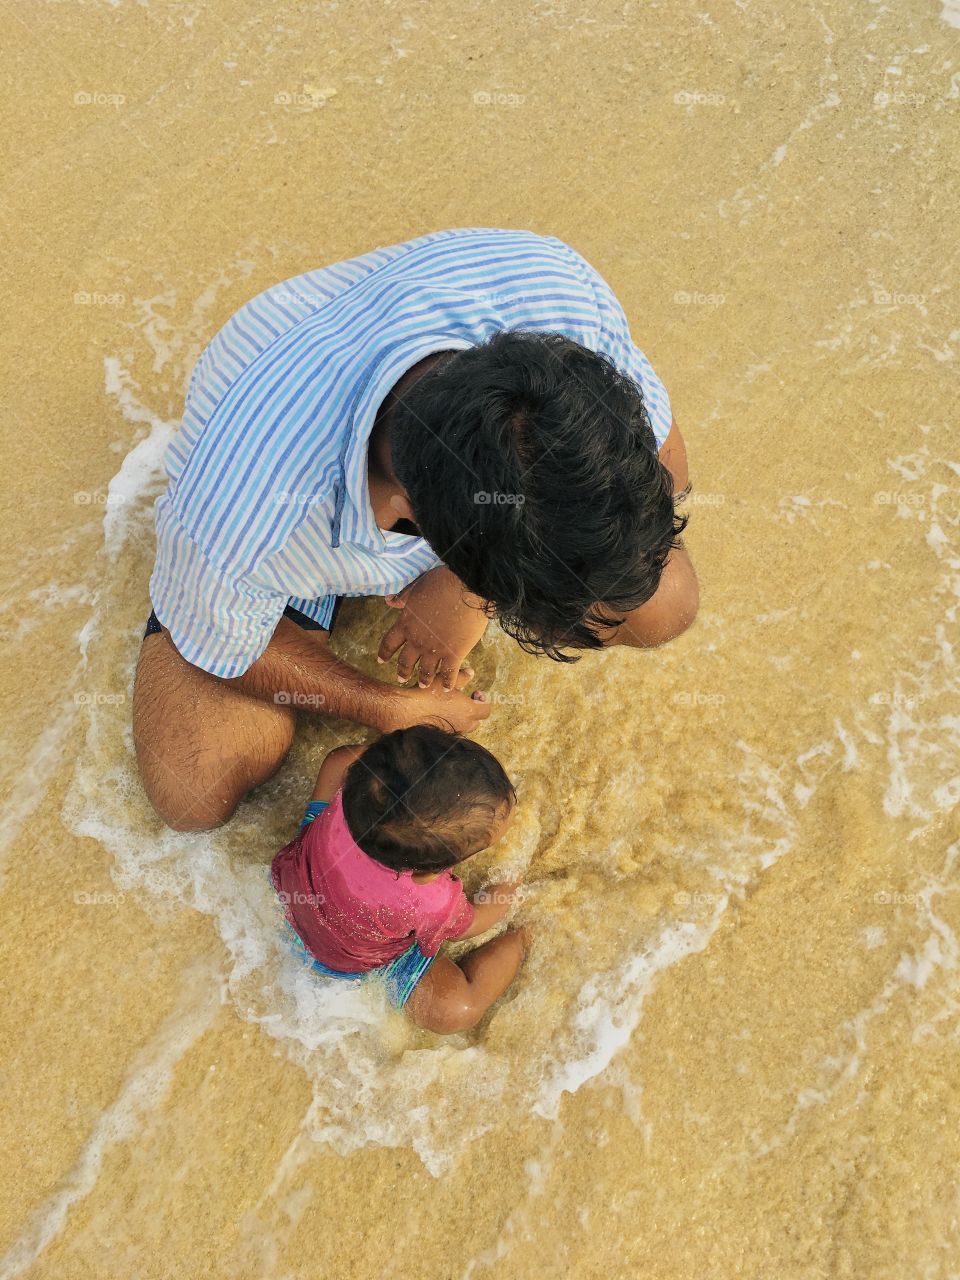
271,724,527,1033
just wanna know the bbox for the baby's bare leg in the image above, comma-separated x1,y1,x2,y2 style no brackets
405,929,527,1034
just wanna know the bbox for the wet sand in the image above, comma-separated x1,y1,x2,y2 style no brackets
1,1,959,1277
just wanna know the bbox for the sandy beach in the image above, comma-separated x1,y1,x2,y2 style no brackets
1,1,959,1276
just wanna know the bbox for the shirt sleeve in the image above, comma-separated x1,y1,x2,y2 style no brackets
415,879,475,957
149,506,288,678
595,295,673,448
153,322,346,677
559,243,674,450
608,335,674,451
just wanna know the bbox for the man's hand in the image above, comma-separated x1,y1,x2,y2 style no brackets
224,614,490,735
378,565,490,690
380,673,492,735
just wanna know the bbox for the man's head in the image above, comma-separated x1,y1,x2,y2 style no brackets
341,725,516,873
390,330,686,659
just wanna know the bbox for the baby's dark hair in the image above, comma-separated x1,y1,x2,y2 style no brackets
340,725,515,874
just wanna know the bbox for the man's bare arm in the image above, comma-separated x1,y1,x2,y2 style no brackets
657,416,690,492
601,418,699,649
218,616,490,734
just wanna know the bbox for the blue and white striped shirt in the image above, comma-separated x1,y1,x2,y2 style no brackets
150,227,673,678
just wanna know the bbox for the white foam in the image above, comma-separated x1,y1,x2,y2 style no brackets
0,965,221,1279
0,718,78,882
102,359,177,558
741,840,960,1161
533,904,727,1118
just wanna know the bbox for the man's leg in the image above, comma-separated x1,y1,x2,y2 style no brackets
601,544,700,649
133,626,298,832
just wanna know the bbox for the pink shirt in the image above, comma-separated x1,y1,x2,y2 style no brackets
271,791,475,972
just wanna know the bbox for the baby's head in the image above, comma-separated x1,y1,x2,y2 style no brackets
341,725,516,873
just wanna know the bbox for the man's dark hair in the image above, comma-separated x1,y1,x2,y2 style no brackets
390,329,686,659
341,725,515,873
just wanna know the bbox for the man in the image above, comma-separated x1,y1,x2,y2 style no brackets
133,228,698,832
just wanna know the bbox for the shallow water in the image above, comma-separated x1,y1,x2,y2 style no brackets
2,1,959,1276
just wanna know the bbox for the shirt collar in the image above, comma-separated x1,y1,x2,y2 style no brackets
332,335,472,550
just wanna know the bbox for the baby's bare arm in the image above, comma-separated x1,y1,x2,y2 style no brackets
457,879,522,940
309,743,368,804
